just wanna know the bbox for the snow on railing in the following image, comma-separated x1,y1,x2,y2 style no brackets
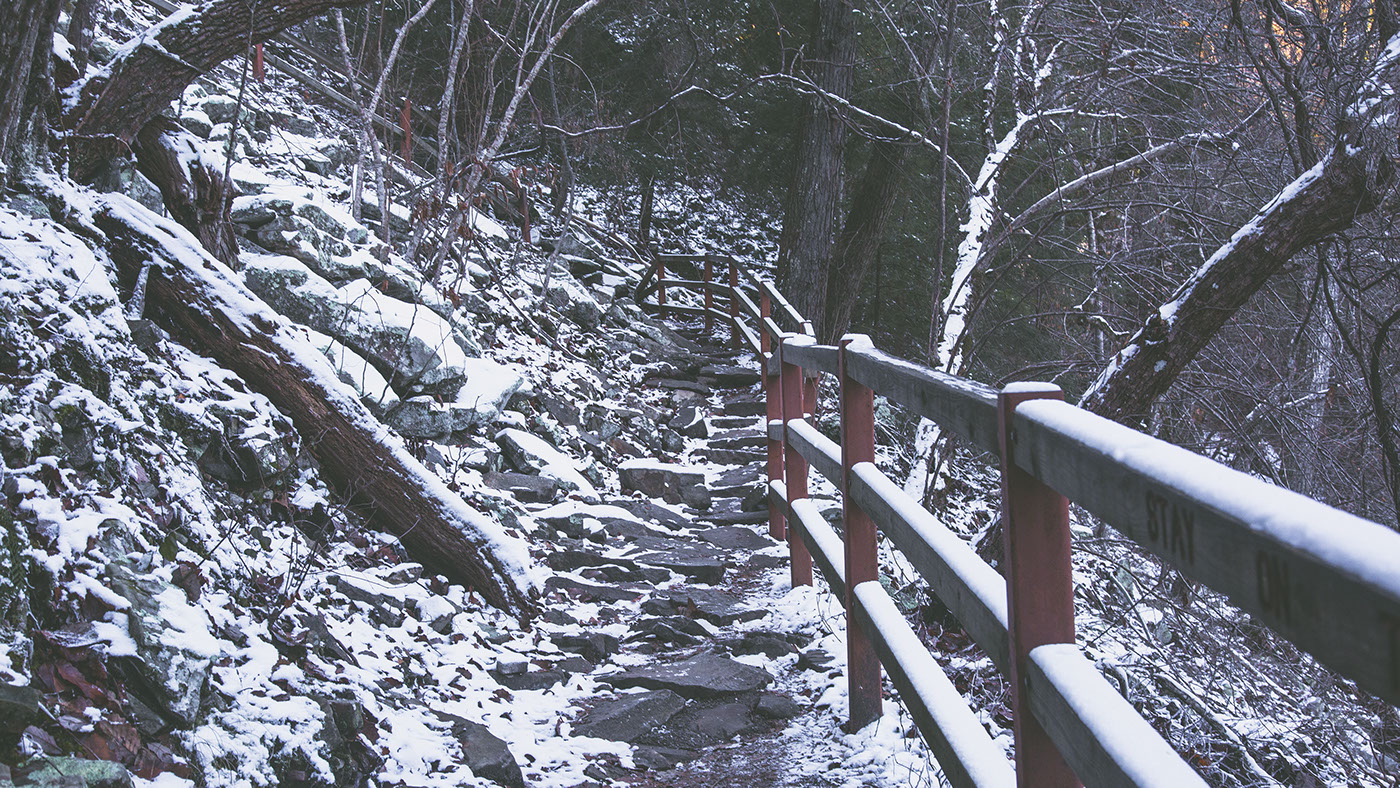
648,261,1400,787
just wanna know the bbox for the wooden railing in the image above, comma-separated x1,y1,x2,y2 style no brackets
642,260,1400,788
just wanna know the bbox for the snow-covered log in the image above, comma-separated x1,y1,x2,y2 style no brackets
68,0,370,178
46,180,538,613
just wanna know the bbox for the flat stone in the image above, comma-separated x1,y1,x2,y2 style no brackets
602,654,771,699
632,745,701,770
618,461,710,509
555,656,595,674
709,415,762,430
451,718,525,788
624,538,727,584
699,365,762,387
604,498,691,531
492,669,566,691
723,630,800,659
755,693,803,720
650,378,711,394
797,648,835,672
544,576,646,604
700,510,769,526
748,553,788,570
555,632,620,664
723,399,766,417
642,587,765,625
694,447,764,466
628,616,711,646
674,701,754,745
669,406,709,438
481,473,557,503
11,758,134,787
707,431,765,450
573,690,686,742
695,526,772,550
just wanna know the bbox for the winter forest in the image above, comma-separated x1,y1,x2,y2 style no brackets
0,0,1398,786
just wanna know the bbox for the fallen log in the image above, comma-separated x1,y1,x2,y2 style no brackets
131,119,239,267
44,180,538,613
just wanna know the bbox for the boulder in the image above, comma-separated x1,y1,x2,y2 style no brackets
699,365,762,388
440,716,525,788
105,563,215,727
601,654,771,699
386,359,524,441
244,257,472,397
573,690,686,743
668,406,708,438
544,277,603,330
618,460,710,509
483,471,560,504
496,428,597,499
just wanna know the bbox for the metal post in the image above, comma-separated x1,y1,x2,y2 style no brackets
781,335,814,587
999,383,1079,788
840,335,881,731
704,256,715,334
763,295,784,541
728,258,740,348
657,257,666,313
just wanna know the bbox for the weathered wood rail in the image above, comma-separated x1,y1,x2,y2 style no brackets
640,254,1400,788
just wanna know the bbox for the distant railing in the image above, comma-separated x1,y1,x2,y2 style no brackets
644,259,1400,788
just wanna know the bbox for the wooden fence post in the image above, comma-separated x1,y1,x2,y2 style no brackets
763,294,784,541
728,258,740,348
781,334,814,587
704,255,715,334
840,334,881,731
999,383,1079,788
657,257,667,313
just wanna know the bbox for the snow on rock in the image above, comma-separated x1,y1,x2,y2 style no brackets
496,428,599,500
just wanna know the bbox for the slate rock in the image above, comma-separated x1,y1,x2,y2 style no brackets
555,632,619,664
628,616,710,646
451,719,525,788
625,537,727,584
618,461,710,509
668,406,709,438
650,378,711,394
492,669,566,691
695,526,772,550
601,653,772,699
484,471,560,503
694,447,764,466
709,415,762,430
573,689,686,742
748,553,788,570
603,498,690,531
707,432,766,451
0,685,45,737
699,365,763,387
702,510,769,526
544,576,645,604
756,693,803,720
10,757,134,787
723,399,766,417
555,656,595,674
631,745,701,770
642,587,765,625
797,648,835,672
673,701,754,745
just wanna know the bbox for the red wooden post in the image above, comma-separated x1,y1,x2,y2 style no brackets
999,383,1079,788
781,335,814,587
764,295,784,541
253,43,266,83
657,257,667,313
840,334,881,731
728,258,740,348
704,255,715,334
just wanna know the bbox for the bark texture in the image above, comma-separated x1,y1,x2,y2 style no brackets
0,0,62,189
52,189,535,613
1082,142,1386,422
822,140,908,343
69,0,369,178
777,0,856,334
132,119,240,266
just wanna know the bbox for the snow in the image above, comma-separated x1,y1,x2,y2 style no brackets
853,581,1016,786
498,427,598,499
1017,399,1400,595
1030,643,1208,786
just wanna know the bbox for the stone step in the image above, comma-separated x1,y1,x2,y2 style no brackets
722,399,765,417
693,447,764,465
700,510,769,526
698,365,762,388
709,415,762,430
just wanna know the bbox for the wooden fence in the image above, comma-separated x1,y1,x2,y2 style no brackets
639,254,1400,788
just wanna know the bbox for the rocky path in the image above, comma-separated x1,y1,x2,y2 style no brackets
514,325,846,786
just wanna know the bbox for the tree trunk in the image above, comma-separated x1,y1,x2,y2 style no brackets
131,119,240,266
776,0,855,334
1081,142,1386,423
0,0,62,190
822,140,908,342
50,187,536,614
69,0,101,75
636,172,656,255
69,0,369,178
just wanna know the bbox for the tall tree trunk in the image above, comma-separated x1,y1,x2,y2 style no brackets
69,0,101,75
0,0,62,190
822,140,908,342
636,172,656,255
777,0,856,334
